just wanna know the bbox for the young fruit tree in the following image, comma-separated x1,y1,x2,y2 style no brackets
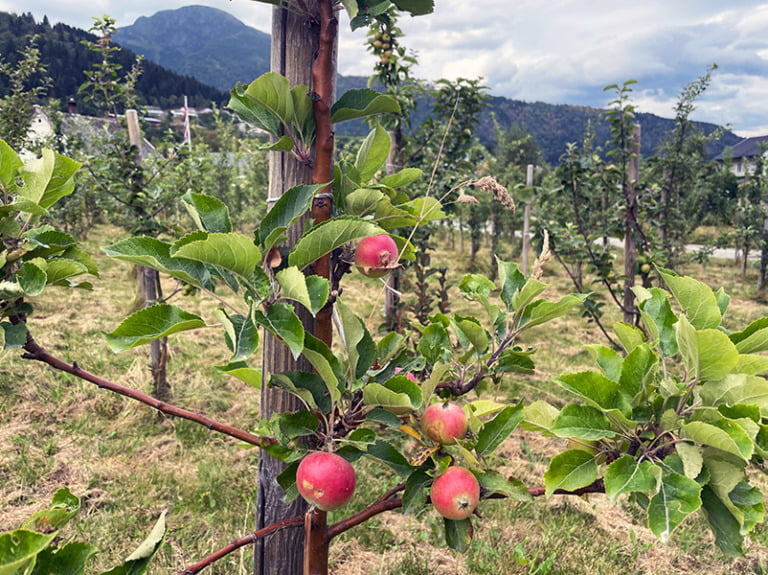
3,2,768,575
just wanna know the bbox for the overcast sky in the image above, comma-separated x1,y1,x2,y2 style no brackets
5,0,768,137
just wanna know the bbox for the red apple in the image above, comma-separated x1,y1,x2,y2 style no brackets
354,234,399,278
431,466,480,520
421,401,468,445
296,452,356,511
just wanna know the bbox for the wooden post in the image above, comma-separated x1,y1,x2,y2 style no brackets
522,164,534,275
125,109,170,401
255,5,319,575
623,124,641,324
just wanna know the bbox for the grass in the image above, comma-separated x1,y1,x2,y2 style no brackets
3,224,768,573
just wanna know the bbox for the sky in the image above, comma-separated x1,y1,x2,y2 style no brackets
5,0,768,137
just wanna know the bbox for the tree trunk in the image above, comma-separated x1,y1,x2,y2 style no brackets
759,215,768,299
255,5,319,574
623,124,640,325
521,164,533,275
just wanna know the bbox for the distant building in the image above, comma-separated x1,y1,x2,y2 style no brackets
25,104,156,160
713,135,768,179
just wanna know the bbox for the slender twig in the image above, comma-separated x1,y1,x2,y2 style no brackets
20,334,276,448
181,477,605,572
180,516,304,574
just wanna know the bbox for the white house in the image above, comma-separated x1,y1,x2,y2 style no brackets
713,135,768,179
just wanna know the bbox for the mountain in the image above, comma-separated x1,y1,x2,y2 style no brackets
114,5,271,94
0,11,227,111
113,5,741,164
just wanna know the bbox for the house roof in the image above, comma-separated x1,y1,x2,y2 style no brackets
713,135,768,161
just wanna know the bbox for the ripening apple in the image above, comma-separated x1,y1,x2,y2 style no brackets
296,452,356,511
421,401,468,445
431,466,480,520
354,234,399,278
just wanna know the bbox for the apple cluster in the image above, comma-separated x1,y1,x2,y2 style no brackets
295,399,479,521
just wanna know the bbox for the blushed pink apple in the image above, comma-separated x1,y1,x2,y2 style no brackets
354,234,399,278
296,452,356,511
431,466,480,520
421,401,468,445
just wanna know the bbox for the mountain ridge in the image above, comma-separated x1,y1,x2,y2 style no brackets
113,5,741,164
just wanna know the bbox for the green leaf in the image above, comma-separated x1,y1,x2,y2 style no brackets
32,541,98,575
604,456,661,500
391,0,435,15
229,81,281,135
331,89,401,123
0,530,56,575
278,410,319,438
288,217,384,270
477,470,532,501
366,440,413,477
730,317,768,354
619,344,657,397
18,148,80,209
699,374,768,415
696,329,740,383
658,268,721,329
172,232,262,281
302,334,343,403
637,286,678,356
402,468,432,515
701,485,744,557
104,305,205,353
476,403,524,457
1,321,28,349
344,187,384,216
363,382,415,415
253,302,305,360
613,322,646,354
214,309,259,363
511,277,547,312
336,299,375,380
0,138,22,189
355,124,390,182
23,487,80,532
17,260,47,296
553,371,632,420
217,362,262,388
417,323,452,364
552,404,617,440
519,294,587,330
521,400,560,434
683,420,753,461
257,184,323,250
648,472,702,543
496,258,527,312
443,518,473,553
103,237,213,291
181,192,232,233
379,168,422,189
99,510,166,575
729,480,765,535
544,449,597,496
585,344,623,382
276,267,329,316
270,371,331,413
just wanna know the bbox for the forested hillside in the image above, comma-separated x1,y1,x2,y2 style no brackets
0,11,227,112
